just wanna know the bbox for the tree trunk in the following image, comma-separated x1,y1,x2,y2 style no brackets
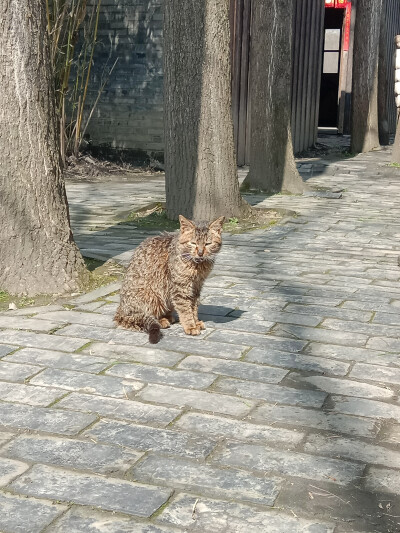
241,0,305,195
391,36,400,164
378,0,389,145
164,0,250,221
0,0,88,296
351,0,382,153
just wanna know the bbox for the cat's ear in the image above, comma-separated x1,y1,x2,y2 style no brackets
179,215,195,233
209,216,225,233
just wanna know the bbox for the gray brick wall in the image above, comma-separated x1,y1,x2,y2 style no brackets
85,0,164,160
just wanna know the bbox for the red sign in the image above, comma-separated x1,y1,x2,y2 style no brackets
325,0,348,7
343,3,352,50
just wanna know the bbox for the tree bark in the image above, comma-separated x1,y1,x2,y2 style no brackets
0,0,88,295
391,36,400,164
164,0,250,221
241,0,305,195
378,0,389,145
351,0,382,153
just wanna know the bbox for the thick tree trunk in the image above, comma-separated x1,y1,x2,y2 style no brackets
164,0,250,221
378,0,389,145
351,0,382,153
391,36,400,164
242,0,305,195
0,0,88,295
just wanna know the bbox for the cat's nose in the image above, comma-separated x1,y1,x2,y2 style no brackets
197,248,204,257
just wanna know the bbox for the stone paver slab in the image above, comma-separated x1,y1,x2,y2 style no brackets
0,361,41,382
0,492,67,533
131,454,281,506
10,464,172,517
0,381,65,406
82,342,185,367
4,347,110,373
177,355,288,383
250,403,379,438
30,367,144,398
245,348,350,376
106,362,217,389
158,493,335,533
137,384,255,416
0,402,97,435
213,441,364,485
173,412,303,448
85,418,216,458
0,329,90,351
215,377,327,408
1,435,143,475
56,323,148,345
0,456,29,486
56,392,180,427
50,507,180,533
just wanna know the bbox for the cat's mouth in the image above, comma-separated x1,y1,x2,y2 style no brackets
181,253,207,264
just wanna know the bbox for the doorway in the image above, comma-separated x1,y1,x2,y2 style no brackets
318,7,345,128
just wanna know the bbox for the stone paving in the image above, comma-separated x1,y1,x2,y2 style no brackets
1,141,400,531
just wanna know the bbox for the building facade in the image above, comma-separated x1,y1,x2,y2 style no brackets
86,0,400,164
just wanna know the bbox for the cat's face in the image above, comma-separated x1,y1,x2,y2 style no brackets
178,215,225,263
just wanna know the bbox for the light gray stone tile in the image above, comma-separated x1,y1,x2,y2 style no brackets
158,493,335,533
305,342,399,366
251,402,379,438
207,330,308,352
106,362,216,389
0,492,67,533
177,355,288,383
50,507,179,533
271,323,368,347
0,316,61,332
0,361,40,382
331,395,400,423
287,373,393,400
350,363,400,385
69,282,121,304
85,418,216,458
0,401,97,435
1,304,64,316
304,434,400,469
0,456,29,486
83,342,185,367
0,381,65,406
215,377,326,408
245,348,350,376
30,367,144,398
10,464,171,517
56,324,148,345
0,329,90,351
2,435,143,475
213,441,364,485
173,412,304,448
131,454,281,506
36,310,115,328
137,384,255,416
153,336,248,359
0,344,15,358
4,347,110,373
365,467,400,495
57,392,180,427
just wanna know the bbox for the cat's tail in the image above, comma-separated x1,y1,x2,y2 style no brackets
114,308,161,344
144,316,161,344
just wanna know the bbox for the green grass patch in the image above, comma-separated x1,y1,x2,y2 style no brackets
123,202,179,231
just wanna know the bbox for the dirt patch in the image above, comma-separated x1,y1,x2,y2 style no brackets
64,153,163,182
0,258,125,312
121,202,283,234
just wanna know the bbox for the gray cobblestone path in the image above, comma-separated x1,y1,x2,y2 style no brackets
1,143,400,531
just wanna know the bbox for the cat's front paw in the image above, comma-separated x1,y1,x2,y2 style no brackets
196,320,205,330
183,325,201,336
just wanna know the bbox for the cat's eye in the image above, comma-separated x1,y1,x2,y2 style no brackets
205,242,212,246
190,241,196,246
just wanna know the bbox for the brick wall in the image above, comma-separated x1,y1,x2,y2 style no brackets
85,0,164,161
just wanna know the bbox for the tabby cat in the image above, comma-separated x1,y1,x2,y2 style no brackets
114,215,225,343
